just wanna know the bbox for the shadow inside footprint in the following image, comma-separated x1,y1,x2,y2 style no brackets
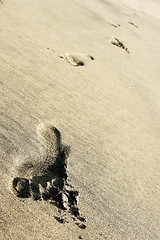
77,61,84,66
54,216,65,224
13,177,31,198
12,124,86,228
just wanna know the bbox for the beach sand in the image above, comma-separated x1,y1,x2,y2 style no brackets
0,0,160,239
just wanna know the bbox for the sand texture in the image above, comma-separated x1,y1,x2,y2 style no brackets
0,0,160,239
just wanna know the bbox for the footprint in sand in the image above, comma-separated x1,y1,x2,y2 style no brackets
61,53,94,66
108,22,121,28
46,48,94,66
12,123,86,229
111,37,129,53
128,22,139,28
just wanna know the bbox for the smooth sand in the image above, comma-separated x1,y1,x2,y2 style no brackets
0,0,160,239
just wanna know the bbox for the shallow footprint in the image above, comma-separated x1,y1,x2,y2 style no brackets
108,22,121,28
128,22,139,28
111,37,129,53
63,53,94,66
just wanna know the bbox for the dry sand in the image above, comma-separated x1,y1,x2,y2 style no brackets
0,0,160,239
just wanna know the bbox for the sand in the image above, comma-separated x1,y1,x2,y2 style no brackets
0,0,160,239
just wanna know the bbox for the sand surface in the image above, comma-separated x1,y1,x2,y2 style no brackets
0,0,160,239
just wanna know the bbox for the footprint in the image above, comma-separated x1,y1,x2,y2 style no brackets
46,48,94,66
128,22,139,28
61,53,94,66
108,22,121,28
111,38,129,53
12,123,86,228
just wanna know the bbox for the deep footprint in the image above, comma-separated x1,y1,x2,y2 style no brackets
12,124,86,228
111,38,129,53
